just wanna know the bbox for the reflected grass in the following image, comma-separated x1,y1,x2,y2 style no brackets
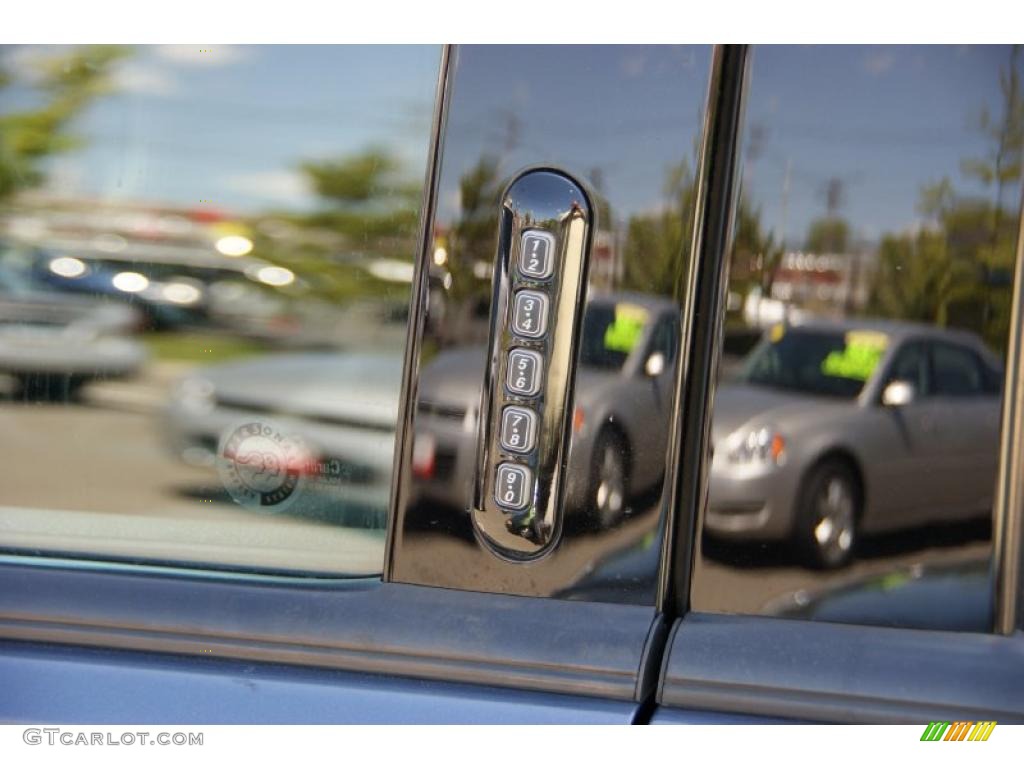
142,331,270,364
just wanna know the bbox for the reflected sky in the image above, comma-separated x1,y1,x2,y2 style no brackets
438,45,708,222
2,45,1019,241
0,45,440,213
743,45,1022,246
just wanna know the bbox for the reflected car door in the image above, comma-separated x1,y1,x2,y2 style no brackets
624,315,679,491
927,340,1002,519
868,340,948,528
0,43,718,724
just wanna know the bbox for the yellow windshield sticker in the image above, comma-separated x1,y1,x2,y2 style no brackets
603,303,649,353
821,330,889,381
770,323,785,343
845,330,889,350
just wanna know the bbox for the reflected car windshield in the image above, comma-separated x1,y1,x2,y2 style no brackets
740,327,887,399
579,303,647,372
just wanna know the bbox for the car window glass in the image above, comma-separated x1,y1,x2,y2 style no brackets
932,342,984,397
0,45,440,575
694,45,1023,632
741,327,882,399
886,341,930,397
391,45,713,601
648,317,679,364
579,302,636,372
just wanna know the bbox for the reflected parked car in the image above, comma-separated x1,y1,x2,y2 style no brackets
164,351,402,526
765,557,991,632
1,240,208,330
707,319,1003,568
412,293,680,528
0,262,146,399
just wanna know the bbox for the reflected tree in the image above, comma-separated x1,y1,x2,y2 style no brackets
622,159,774,304
805,216,850,254
248,147,423,305
621,160,696,297
448,154,501,306
300,148,422,250
869,46,1023,352
0,46,129,201
961,45,1023,238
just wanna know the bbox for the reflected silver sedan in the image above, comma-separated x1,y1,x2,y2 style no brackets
164,352,402,526
412,293,680,528
707,319,1003,568
0,289,146,399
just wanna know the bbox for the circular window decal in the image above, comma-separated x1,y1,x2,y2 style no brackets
216,420,308,513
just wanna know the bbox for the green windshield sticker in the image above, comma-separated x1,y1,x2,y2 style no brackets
821,330,888,381
603,303,649,353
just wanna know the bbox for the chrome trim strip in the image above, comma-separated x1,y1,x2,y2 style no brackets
472,170,593,560
661,613,1024,723
657,44,750,615
993,189,1024,635
0,564,657,702
0,554,373,584
383,45,453,580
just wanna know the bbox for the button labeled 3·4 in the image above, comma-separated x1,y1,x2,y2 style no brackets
511,290,549,339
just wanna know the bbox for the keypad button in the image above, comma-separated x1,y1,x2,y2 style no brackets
500,406,537,454
506,348,542,396
519,231,554,279
495,463,532,510
511,290,549,339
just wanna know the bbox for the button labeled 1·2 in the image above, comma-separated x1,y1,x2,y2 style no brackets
495,463,532,511
511,290,548,339
520,231,554,279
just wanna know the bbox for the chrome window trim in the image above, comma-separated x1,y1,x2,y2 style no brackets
658,44,750,615
384,44,453,579
471,170,594,559
0,562,660,703
386,44,717,599
993,190,1024,634
659,613,1024,724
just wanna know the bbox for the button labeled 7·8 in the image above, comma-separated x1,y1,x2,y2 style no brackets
500,406,537,454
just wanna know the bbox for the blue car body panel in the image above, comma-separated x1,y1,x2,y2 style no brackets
0,642,638,725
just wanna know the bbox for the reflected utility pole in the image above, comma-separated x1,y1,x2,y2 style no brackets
780,157,792,253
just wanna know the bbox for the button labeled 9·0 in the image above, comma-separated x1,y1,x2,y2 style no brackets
506,348,542,396
519,231,554,279
495,463,532,511
511,290,549,339
500,406,537,454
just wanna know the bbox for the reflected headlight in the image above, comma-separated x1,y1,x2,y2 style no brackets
726,426,786,466
215,235,253,257
162,281,202,305
49,256,88,278
112,271,149,293
254,265,295,287
174,378,215,414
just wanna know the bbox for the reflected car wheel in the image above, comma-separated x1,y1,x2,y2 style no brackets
589,430,628,530
17,373,86,403
794,458,860,570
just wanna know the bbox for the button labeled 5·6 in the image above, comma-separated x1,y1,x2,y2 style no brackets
506,348,542,396
511,290,549,339
519,231,554,279
495,463,532,511
500,406,537,454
